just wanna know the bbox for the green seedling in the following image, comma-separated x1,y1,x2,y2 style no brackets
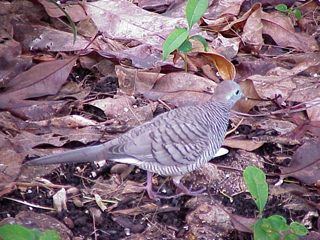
162,0,209,61
275,4,302,20
0,224,62,240
243,166,309,240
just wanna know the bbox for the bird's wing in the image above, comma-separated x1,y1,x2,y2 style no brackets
104,120,211,167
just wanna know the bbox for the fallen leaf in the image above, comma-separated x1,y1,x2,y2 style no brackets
261,11,319,53
39,0,86,22
144,72,217,107
280,138,320,184
83,0,188,50
116,65,164,95
241,4,263,54
223,138,264,151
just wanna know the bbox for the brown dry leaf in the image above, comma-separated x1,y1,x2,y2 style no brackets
57,81,91,101
235,79,261,113
248,71,296,102
219,3,261,33
287,77,320,103
0,38,33,86
38,0,87,22
0,56,77,120
204,14,237,32
0,135,24,183
111,203,167,216
285,115,320,140
300,232,320,240
306,99,320,122
230,214,256,233
235,54,276,80
13,23,97,52
187,40,236,80
1,100,66,121
144,72,217,107
241,4,263,54
91,59,117,78
138,0,174,12
0,111,25,131
211,34,241,60
223,138,264,151
97,43,164,69
77,17,99,38
82,0,188,50
202,51,236,80
116,65,164,95
13,126,107,158
254,118,297,135
261,11,319,53
274,52,320,77
0,183,17,199
280,138,320,184
88,95,158,126
269,183,309,197
0,57,77,101
205,0,243,21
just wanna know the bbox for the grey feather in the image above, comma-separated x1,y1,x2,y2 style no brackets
26,80,245,198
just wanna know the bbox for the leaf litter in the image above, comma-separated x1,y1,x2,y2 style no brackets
0,0,319,239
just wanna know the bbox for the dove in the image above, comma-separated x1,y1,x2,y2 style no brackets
26,80,245,199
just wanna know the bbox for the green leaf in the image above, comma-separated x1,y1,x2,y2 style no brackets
190,35,208,51
265,215,290,232
267,232,281,240
31,228,43,239
178,40,192,54
293,9,302,19
253,219,270,240
162,28,189,61
243,166,268,215
40,230,62,240
290,222,309,235
0,224,35,240
186,0,209,29
261,219,274,233
275,4,288,13
284,233,299,240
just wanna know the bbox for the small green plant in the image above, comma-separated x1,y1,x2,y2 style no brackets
243,166,309,240
275,4,302,20
0,224,61,240
162,0,209,61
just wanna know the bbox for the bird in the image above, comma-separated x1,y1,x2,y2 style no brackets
26,80,245,199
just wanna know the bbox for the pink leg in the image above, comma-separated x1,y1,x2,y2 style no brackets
144,173,206,200
172,176,206,197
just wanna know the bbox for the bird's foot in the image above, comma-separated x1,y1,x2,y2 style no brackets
136,173,206,200
147,183,206,199
133,183,172,200
175,183,206,197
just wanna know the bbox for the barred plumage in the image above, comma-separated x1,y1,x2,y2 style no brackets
26,80,245,199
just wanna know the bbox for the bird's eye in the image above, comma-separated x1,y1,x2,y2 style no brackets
235,90,240,95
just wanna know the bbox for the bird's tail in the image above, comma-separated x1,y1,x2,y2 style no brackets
25,144,107,166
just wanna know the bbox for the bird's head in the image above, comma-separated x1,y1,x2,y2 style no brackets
213,80,246,107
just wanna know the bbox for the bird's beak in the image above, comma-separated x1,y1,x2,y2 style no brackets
241,92,247,100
